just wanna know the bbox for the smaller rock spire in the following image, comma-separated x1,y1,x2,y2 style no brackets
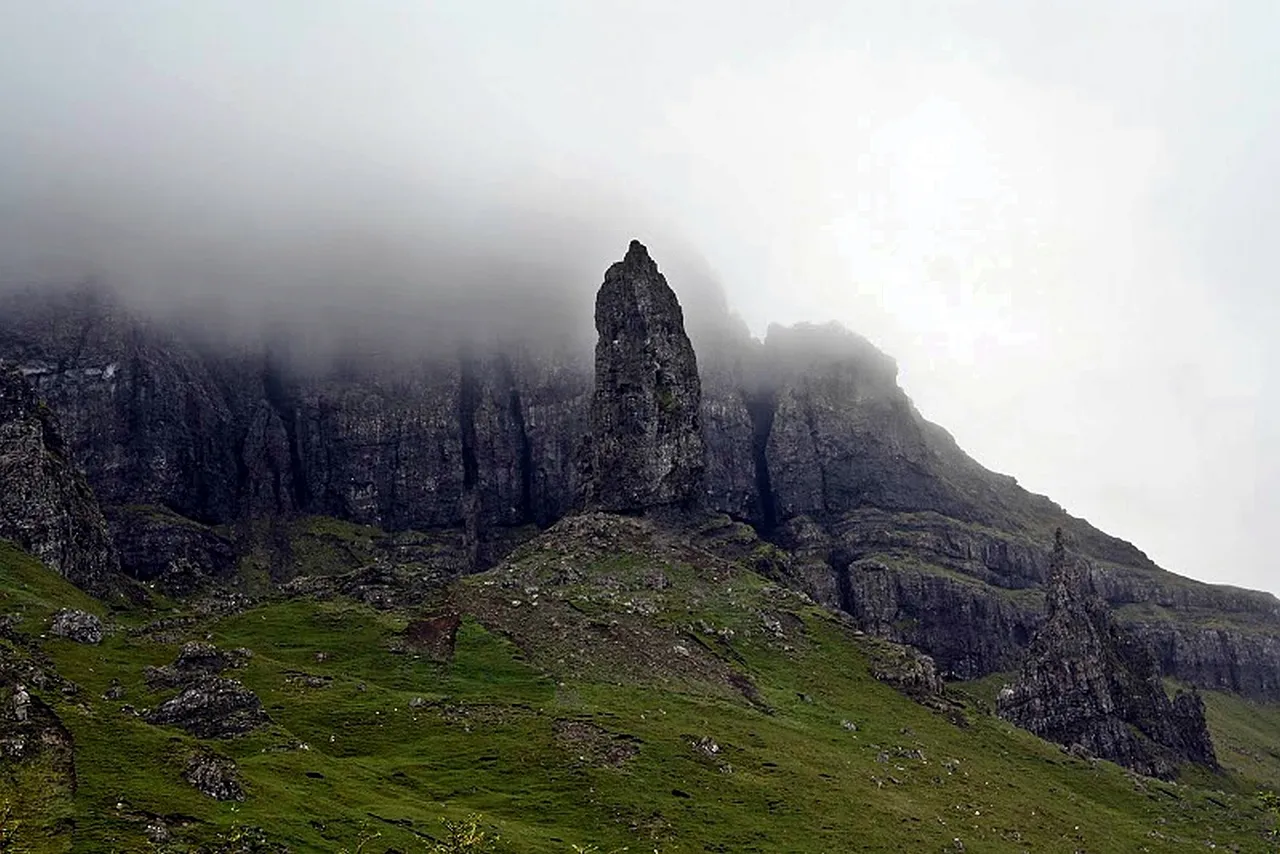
998,532,1217,778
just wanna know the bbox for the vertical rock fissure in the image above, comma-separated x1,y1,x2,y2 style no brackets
457,353,480,491
832,557,857,615
803,405,830,516
745,390,778,534
261,358,310,510
457,350,483,567
499,356,534,525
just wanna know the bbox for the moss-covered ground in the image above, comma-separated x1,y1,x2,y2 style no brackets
3,519,1279,853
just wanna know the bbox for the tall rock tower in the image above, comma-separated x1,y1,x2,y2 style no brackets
584,240,705,512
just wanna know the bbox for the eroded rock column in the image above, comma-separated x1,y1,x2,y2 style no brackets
584,240,704,512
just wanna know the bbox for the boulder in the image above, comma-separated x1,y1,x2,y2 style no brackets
145,677,268,738
145,641,251,689
49,609,104,645
185,751,245,801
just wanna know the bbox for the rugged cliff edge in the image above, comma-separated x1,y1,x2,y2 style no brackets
0,362,123,599
1,247,1278,699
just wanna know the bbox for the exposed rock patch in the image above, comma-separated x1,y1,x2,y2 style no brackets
145,641,251,689
105,505,237,596
283,671,332,689
0,690,76,792
553,719,640,767
129,616,198,644
282,561,450,610
49,609,105,645
145,677,268,738
185,751,245,801
401,613,462,661
863,636,946,703
998,531,1217,779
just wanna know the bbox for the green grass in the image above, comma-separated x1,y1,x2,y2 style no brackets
0,539,103,628
4,521,1280,852
1201,689,1280,791
286,516,386,578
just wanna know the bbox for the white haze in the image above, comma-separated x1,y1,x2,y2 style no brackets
0,1,1275,594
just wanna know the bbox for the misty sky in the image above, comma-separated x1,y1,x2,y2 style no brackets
1,1,1276,594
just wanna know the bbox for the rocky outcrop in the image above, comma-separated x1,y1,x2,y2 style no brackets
0,363,122,598
282,561,451,610
862,635,947,704
105,505,237,596
185,751,245,801
838,558,1041,679
145,677,268,738
145,642,251,689
49,609,105,645
998,531,1217,779
699,340,764,525
0,285,243,522
0,689,77,811
583,240,705,512
1126,622,1280,701
761,323,958,522
776,505,1280,694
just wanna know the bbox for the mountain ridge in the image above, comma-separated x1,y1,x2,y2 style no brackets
1,247,1278,700
3,242,1280,849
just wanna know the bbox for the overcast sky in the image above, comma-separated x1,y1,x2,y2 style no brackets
0,1,1275,594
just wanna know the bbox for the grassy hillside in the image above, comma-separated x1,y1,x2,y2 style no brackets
2,521,1279,852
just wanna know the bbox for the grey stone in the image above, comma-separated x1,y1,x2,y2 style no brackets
49,609,104,645
146,641,250,689
144,677,268,738
185,751,245,801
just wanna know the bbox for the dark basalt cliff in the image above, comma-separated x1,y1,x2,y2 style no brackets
2,244,1278,700
0,362,123,599
998,531,1217,778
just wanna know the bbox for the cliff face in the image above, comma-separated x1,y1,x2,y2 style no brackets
0,284,244,524
1,249,1278,699
997,532,1217,779
0,362,123,599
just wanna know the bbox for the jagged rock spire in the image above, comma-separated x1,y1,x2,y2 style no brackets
997,529,1216,778
583,240,705,513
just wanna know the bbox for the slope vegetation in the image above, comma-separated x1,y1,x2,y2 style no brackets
2,518,1279,852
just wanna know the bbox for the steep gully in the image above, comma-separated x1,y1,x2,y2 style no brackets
745,390,779,536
